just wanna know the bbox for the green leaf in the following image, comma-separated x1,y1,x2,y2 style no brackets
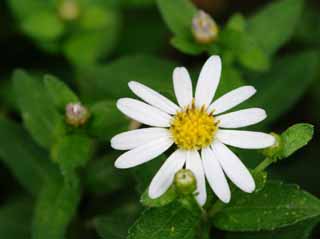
51,135,93,177
171,37,205,55
248,51,319,124
0,198,33,239
64,9,120,65
94,203,141,239
225,217,320,239
141,186,177,207
213,181,320,231
32,177,81,239
77,55,176,103
13,70,66,149
8,0,53,20
87,100,129,140
22,12,64,40
247,0,304,55
44,75,79,111
281,123,314,158
128,202,201,239
84,154,130,195
0,117,59,196
156,0,197,38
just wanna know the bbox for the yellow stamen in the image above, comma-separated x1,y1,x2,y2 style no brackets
170,100,219,150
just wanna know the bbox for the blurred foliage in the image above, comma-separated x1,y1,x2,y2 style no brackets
0,0,319,238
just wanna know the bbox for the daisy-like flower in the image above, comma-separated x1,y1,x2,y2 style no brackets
111,56,275,205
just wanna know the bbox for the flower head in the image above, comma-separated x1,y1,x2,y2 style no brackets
192,10,219,44
111,56,275,205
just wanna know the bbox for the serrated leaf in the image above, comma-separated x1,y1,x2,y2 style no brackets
225,217,320,239
156,0,197,38
0,117,59,196
32,177,81,239
281,123,314,158
0,198,33,239
128,202,201,239
13,70,66,149
44,75,79,111
77,55,176,103
213,181,320,231
248,51,319,124
87,100,129,140
247,0,304,55
51,134,93,178
140,186,177,208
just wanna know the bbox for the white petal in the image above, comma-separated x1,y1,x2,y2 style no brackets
128,81,179,115
212,141,255,193
216,130,275,149
117,98,172,127
208,86,256,114
186,150,207,206
217,108,266,128
111,128,170,150
149,150,186,199
202,148,231,203
114,137,173,169
173,67,193,108
195,56,222,107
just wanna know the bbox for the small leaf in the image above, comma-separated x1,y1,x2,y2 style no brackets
22,12,64,40
156,0,197,38
32,177,81,239
51,134,93,178
128,202,201,239
141,186,177,207
213,181,320,231
171,37,205,55
87,100,129,140
13,70,66,149
44,75,79,111
247,0,304,55
281,123,314,158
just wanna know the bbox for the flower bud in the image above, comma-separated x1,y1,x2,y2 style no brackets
174,169,197,195
58,0,80,21
192,10,219,44
65,102,90,127
262,133,283,161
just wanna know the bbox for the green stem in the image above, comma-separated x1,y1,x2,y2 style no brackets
253,157,274,173
207,157,274,218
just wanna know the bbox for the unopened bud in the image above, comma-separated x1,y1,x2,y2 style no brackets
174,169,197,195
192,10,219,44
58,0,80,21
65,102,90,127
262,133,282,161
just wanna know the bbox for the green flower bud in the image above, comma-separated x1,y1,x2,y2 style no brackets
262,133,283,161
58,0,80,21
65,102,90,127
174,169,197,195
192,10,219,44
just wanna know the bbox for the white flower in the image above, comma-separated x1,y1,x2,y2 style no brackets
111,56,275,205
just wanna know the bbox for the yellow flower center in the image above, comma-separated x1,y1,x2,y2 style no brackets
170,101,219,150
